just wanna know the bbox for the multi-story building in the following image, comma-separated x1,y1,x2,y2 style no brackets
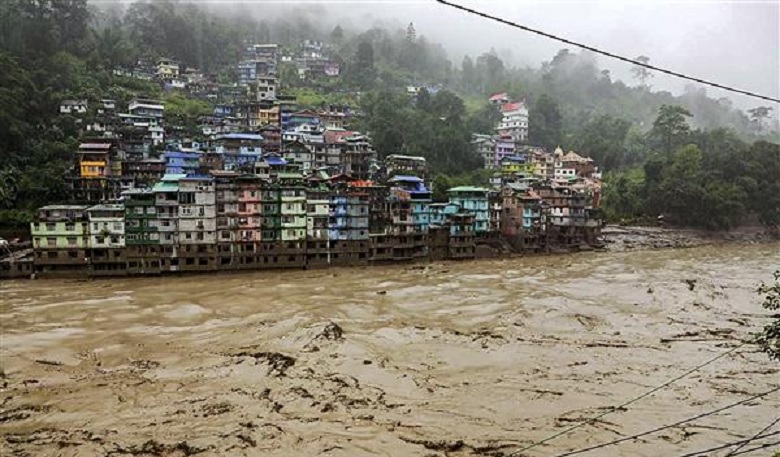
176,176,217,272
496,101,528,143
30,205,90,277
493,136,516,169
124,188,162,275
448,187,490,233
472,134,496,169
86,204,126,276
213,133,263,171
72,140,123,203
305,175,331,268
342,134,377,180
164,150,201,175
278,173,307,243
238,44,279,86
156,58,180,79
386,175,430,261
385,154,428,180
153,174,182,272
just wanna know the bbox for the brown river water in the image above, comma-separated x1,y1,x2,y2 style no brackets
1,244,779,456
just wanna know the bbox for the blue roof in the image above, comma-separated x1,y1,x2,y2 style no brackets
389,175,424,183
502,156,526,162
265,156,287,165
219,133,263,141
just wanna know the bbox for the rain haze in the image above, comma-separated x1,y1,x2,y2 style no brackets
180,0,779,111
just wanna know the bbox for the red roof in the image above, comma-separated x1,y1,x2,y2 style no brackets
501,102,525,112
324,130,356,145
489,92,509,101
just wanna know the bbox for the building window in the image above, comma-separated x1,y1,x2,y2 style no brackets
46,223,56,231
65,223,75,231
67,237,77,246
47,237,56,247
113,222,122,231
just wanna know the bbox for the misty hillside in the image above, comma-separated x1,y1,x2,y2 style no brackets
0,0,778,230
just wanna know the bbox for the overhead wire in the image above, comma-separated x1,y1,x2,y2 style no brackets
507,343,745,456
550,386,780,457
434,0,780,104
675,429,780,457
729,440,780,456
724,416,780,457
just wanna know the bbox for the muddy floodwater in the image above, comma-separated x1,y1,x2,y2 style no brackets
2,245,779,457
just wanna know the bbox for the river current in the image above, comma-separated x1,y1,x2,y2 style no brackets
1,244,779,456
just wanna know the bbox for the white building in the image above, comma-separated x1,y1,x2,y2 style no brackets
87,204,125,248
177,177,217,245
496,102,529,143
60,100,88,115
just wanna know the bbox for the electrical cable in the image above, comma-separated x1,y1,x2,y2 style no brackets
725,416,780,457
549,386,780,457
508,343,744,456
435,0,780,104
730,440,780,456
675,429,780,457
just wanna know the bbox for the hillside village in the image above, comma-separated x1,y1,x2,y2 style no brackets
0,37,605,279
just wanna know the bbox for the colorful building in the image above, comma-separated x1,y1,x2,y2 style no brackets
447,186,490,233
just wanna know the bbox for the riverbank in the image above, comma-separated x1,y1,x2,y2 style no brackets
602,225,778,252
1,244,779,456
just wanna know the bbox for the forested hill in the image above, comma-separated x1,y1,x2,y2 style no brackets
0,0,778,230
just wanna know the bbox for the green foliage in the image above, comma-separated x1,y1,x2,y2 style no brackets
163,92,211,138
529,94,562,150
602,168,646,223
570,114,631,170
650,104,693,154
358,89,480,175
756,271,780,361
432,169,493,202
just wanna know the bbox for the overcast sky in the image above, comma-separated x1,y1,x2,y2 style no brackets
105,0,779,110
242,0,778,111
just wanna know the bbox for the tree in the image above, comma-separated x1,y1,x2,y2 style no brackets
631,55,653,89
756,271,780,361
572,115,631,171
650,105,692,154
529,94,562,150
330,25,344,43
461,55,475,90
353,41,375,88
747,106,773,134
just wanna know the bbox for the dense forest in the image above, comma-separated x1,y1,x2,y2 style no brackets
0,0,778,231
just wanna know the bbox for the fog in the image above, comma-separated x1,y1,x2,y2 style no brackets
103,0,779,111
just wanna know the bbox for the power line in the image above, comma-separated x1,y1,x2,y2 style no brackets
508,343,745,456
434,0,780,104
731,440,780,456
725,416,780,457
550,386,780,457
676,429,780,457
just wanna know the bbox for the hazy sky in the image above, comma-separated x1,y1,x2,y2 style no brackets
105,0,779,110
241,0,779,110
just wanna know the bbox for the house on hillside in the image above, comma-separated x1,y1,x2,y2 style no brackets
488,92,510,106
60,100,88,115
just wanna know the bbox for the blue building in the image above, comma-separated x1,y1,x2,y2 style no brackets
448,186,490,233
388,175,432,234
164,150,200,175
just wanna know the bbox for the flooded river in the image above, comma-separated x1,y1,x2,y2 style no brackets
1,245,779,456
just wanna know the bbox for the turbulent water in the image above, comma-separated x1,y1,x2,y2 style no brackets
1,245,779,456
